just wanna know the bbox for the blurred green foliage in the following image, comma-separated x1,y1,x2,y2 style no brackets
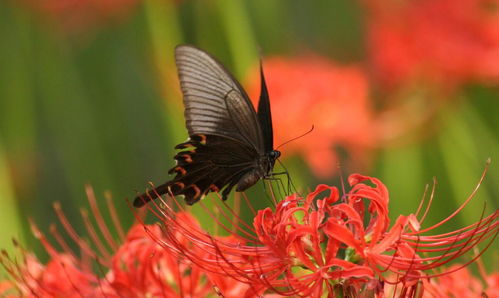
0,0,497,271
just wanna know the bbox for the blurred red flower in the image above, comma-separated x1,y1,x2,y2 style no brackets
15,0,140,32
0,187,249,297
420,264,499,297
365,0,499,90
246,56,375,178
100,222,216,297
1,252,96,297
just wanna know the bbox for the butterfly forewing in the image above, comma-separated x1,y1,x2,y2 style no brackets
175,45,264,152
257,64,274,152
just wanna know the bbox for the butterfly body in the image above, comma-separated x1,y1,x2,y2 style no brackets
134,45,279,207
235,149,281,192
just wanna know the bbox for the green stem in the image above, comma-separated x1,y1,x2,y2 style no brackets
0,140,24,257
143,0,185,143
437,101,493,226
216,0,258,79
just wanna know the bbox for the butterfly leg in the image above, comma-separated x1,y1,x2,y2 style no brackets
268,171,296,197
275,159,301,196
265,175,287,200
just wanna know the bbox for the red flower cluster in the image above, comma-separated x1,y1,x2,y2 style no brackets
246,56,375,178
365,0,499,90
1,173,497,297
0,187,248,297
145,173,498,296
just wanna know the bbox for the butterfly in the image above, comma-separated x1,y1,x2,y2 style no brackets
133,45,280,207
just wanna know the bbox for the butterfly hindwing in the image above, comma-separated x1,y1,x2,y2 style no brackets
133,134,259,206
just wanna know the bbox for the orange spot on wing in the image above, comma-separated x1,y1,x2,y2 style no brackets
182,154,193,163
173,182,185,189
189,184,201,199
175,167,187,175
198,134,207,145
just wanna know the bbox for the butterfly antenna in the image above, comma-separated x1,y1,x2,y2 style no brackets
276,125,314,150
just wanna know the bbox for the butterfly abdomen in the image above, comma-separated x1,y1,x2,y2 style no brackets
235,169,264,192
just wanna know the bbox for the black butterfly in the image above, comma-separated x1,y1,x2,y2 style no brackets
133,45,280,207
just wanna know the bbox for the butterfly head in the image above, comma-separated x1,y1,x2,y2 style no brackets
269,150,281,160
266,150,281,173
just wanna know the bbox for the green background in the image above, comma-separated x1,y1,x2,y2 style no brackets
0,0,497,273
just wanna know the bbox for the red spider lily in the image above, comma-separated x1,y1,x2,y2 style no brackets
364,0,499,90
418,264,499,298
100,222,218,297
0,186,247,297
246,56,375,178
145,170,498,297
0,251,97,297
1,173,497,297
